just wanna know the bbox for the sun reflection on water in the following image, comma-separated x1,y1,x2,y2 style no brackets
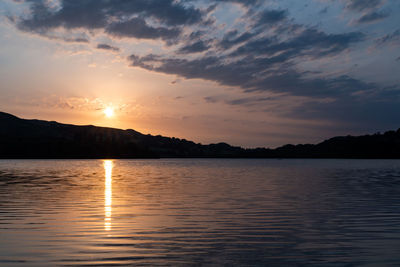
104,160,113,231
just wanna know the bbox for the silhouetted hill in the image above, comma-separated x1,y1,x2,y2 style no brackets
1,111,400,158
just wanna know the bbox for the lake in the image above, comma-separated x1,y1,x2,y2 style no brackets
0,159,400,266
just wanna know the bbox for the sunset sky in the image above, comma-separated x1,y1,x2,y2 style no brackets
0,0,399,147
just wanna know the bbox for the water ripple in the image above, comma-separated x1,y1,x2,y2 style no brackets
0,159,400,266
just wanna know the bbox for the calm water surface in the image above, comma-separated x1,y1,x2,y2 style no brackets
0,159,400,266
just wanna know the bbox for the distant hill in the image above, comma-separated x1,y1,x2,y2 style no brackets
1,111,400,159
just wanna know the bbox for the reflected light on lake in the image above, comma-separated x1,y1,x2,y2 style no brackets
104,160,113,231
1,159,400,265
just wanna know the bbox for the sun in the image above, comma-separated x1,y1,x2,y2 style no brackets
103,107,114,118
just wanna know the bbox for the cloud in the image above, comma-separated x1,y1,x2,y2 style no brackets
213,0,261,6
97,43,119,52
232,28,364,59
66,37,89,43
11,1,381,101
106,18,181,41
129,54,373,99
125,14,366,99
17,0,108,32
345,0,383,12
356,11,389,24
376,29,400,46
256,9,287,25
39,34,90,43
319,7,329,14
178,40,212,54
218,30,255,49
15,0,204,40
224,96,275,106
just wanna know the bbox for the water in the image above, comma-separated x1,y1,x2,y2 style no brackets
0,159,400,266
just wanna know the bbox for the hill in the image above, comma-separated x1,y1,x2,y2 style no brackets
1,111,400,159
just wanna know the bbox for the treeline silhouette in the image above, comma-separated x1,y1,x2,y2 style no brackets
1,111,400,159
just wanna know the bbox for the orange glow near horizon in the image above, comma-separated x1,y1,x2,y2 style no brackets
104,160,113,231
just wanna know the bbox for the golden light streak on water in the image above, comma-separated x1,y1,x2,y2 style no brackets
104,160,113,231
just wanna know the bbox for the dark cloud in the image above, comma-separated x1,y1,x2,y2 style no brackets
18,0,108,32
177,31,213,54
212,0,260,6
69,37,89,43
178,40,211,54
16,0,203,39
106,18,181,41
204,95,274,108
203,95,272,106
232,29,364,59
127,19,365,99
97,43,119,52
15,1,374,103
256,9,287,25
43,35,89,43
319,7,329,14
345,0,383,12
129,52,374,99
219,30,255,49
356,11,389,24
376,29,400,45
225,96,274,106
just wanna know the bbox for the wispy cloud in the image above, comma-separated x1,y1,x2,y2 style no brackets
96,43,119,52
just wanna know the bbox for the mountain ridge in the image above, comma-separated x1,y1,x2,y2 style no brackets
1,111,400,159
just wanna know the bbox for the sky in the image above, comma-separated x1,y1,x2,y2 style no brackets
0,0,399,148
